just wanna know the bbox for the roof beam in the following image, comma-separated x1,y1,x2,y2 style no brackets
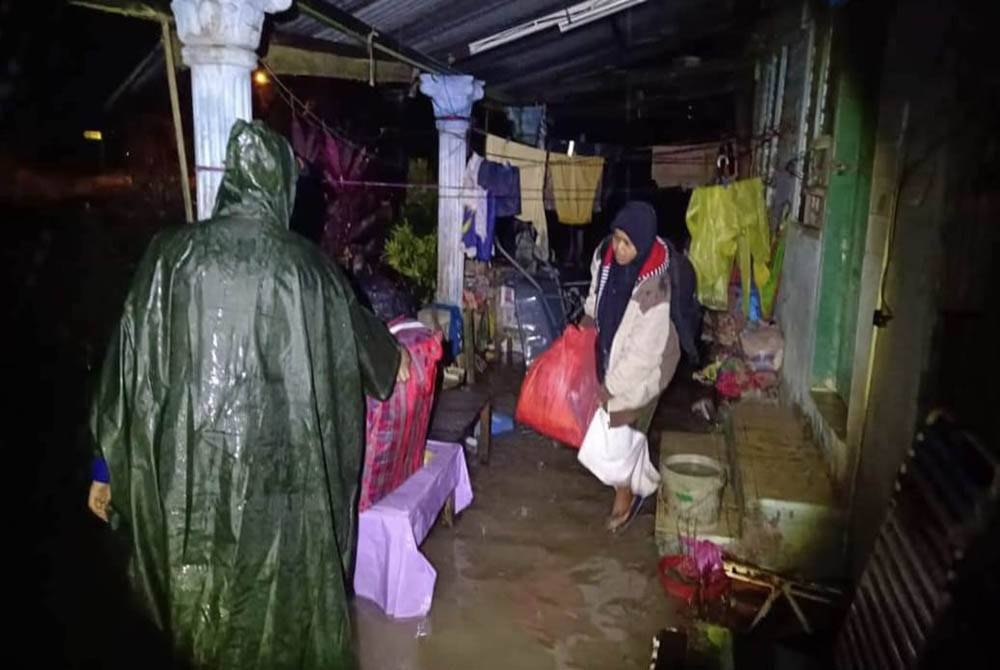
297,0,457,76
262,42,414,83
70,0,167,21
103,39,164,110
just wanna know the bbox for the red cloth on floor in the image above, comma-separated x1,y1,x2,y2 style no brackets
360,321,443,512
658,554,731,606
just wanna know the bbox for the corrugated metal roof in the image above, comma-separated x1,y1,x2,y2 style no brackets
289,0,466,47
276,13,343,43
266,0,753,141
274,0,746,94
351,0,456,43
80,0,757,141
280,0,576,55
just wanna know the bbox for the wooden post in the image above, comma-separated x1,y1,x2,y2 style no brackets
442,494,455,527
463,307,475,384
491,293,502,360
161,18,193,223
479,401,492,465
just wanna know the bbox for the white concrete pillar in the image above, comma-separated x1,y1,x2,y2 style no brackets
171,0,291,219
419,74,484,306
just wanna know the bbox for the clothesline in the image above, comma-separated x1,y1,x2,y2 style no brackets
385,120,778,162
442,127,786,167
325,177,618,202
382,126,765,164
264,61,787,171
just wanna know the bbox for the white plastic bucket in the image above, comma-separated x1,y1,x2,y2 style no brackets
662,454,725,525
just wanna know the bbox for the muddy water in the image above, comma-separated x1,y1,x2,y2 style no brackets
353,423,679,669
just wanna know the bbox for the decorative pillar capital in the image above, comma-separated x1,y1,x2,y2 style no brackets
171,0,291,66
170,0,291,219
419,74,484,128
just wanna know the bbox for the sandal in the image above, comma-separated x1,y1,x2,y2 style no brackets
609,495,649,534
606,511,629,532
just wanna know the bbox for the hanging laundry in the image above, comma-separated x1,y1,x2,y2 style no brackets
477,158,521,218
685,177,771,313
486,134,550,257
548,154,605,225
592,166,604,213
505,105,547,147
650,143,718,190
759,226,786,319
543,167,556,211
544,140,606,214
462,152,493,260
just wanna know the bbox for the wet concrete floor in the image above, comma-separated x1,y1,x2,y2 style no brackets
353,367,682,670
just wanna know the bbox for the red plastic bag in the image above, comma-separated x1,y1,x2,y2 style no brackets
515,325,600,448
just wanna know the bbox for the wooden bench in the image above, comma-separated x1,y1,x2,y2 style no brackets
427,387,492,527
428,387,493,466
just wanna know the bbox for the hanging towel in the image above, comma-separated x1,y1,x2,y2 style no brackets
544,163,602,212
651,143,718,189
549,154,605,225
462,153,493,260
486,134,549,256
685,177,771,313
543,163,603,212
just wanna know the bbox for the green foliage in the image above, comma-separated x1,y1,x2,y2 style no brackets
401,188,437,236
384,216,437,303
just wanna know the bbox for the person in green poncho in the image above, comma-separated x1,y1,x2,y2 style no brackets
85,120,409,669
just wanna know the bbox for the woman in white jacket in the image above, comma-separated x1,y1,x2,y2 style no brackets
579,201,680,532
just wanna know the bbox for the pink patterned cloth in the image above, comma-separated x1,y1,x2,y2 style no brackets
359,320,443,512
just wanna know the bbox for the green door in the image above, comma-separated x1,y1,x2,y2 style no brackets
811,9,884,405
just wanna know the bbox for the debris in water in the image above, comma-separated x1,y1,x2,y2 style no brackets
692,397,716,422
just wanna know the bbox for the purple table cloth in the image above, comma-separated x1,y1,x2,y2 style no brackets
353,441,473,618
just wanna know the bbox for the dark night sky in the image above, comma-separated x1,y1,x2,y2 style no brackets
1,0,161,161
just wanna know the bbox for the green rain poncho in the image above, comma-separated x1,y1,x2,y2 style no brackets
90,120,399,669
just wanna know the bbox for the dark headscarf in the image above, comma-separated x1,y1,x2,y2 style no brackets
596,201,659,382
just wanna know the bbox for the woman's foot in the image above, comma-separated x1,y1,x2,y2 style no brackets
608,494,648,534
607,487,633,530
610,486,632,517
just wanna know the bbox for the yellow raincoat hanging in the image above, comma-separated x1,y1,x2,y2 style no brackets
685,177,771,313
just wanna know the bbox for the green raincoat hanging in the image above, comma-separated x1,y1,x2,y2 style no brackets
90,120,400,669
